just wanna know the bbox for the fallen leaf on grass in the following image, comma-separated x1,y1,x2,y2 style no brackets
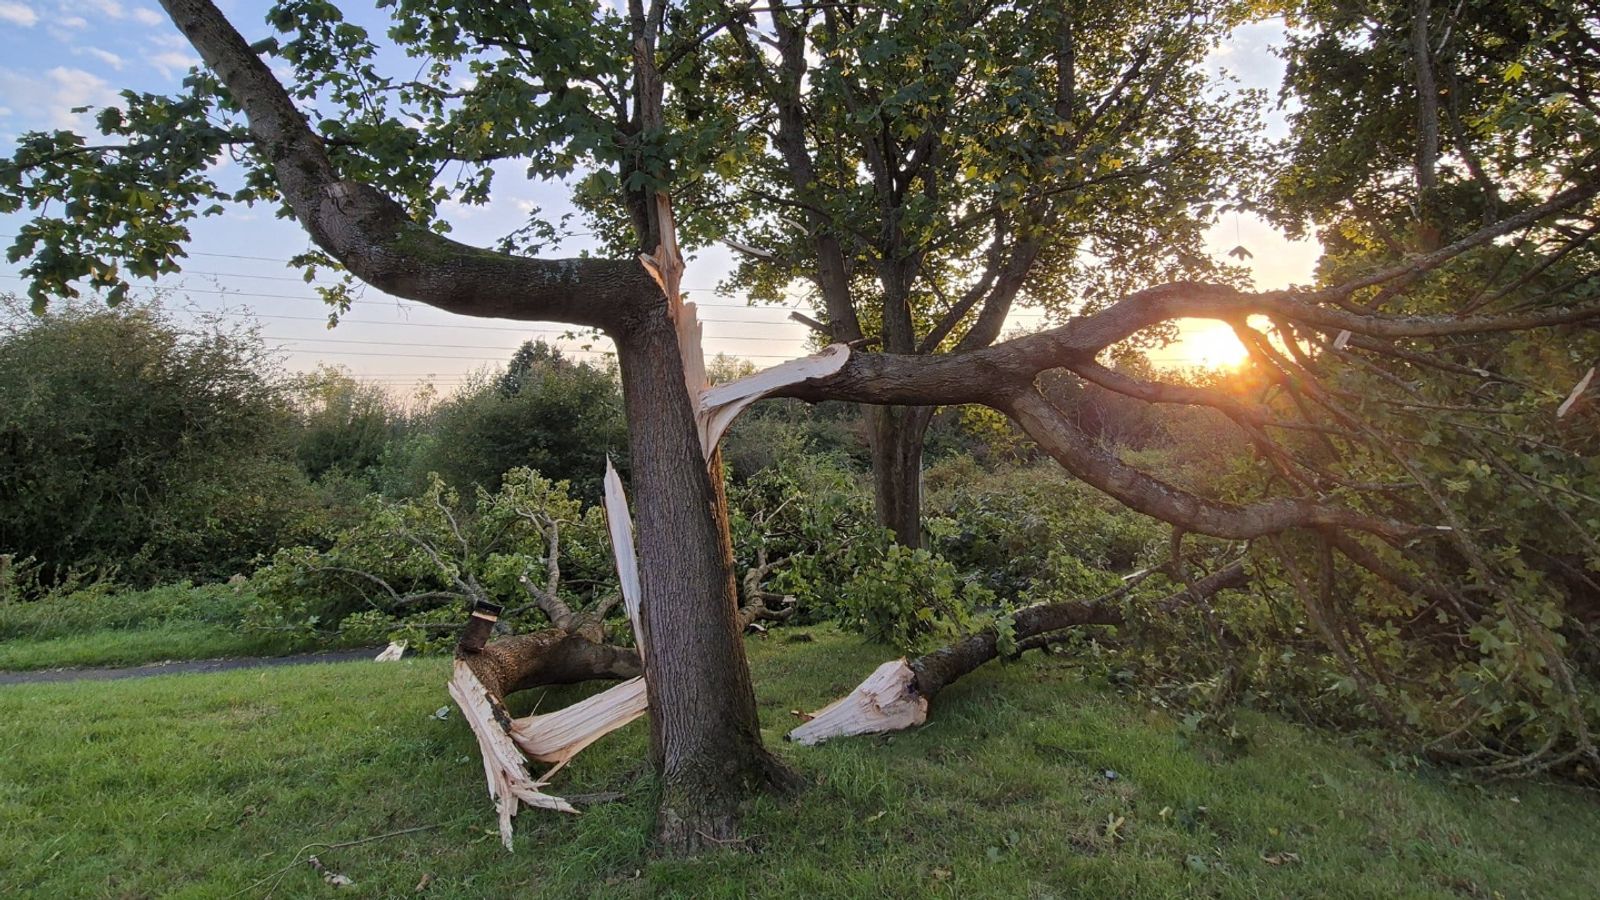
1260,852,1301,866
415,872,433,892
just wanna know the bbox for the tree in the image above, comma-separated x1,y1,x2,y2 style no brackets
688,0,1264,545
4,0,1597,847
397,341,629,502
0,299,319,584
290,365,402,485
4,0,787,850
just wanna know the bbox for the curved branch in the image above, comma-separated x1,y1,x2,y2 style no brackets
157,0,657,330
1002,388,1428,544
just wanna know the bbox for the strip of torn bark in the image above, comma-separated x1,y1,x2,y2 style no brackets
697,345,852,457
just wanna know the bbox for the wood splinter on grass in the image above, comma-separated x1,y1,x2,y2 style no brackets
786,659,929,745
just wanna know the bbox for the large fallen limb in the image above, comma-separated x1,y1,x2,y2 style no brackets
449,636,646,850
788,562,1249,745
446,466,652,849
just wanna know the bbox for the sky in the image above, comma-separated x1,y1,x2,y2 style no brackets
0,3,1319,393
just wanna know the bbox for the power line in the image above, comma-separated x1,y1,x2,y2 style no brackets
260,330,802,348
0,246,1055,319
0,277,839,326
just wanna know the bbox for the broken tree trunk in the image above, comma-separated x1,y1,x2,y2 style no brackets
449,627,646,850
448,193,854,851
620,203,799,852
788,561,1250,745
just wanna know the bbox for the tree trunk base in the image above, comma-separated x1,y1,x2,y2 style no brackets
655,745,804,855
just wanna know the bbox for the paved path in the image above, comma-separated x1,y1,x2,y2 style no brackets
0,647,385,686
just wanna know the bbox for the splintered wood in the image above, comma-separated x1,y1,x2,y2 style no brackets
447,661,579,849
786,658,929,745
602,458,645,653
697,344,851,457
511,676,649,769
449,459,650,851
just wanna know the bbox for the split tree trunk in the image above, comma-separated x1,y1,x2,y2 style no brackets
615,308,799,852
866,404,936,548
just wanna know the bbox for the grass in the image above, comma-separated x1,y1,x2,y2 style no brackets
0,583,327,670
2,628,1597,898
0,623,304,670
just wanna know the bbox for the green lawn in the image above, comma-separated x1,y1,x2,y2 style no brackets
0,623,305,671
2,629,1596,898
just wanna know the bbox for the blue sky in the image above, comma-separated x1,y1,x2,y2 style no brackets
0,3,1318,393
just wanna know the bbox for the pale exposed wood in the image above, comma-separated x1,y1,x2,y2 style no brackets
639,191,685,310
696,344,852,456
447,660,578,850
373,640,407,662
602,458,645,653
1557,366,1595,418
638,191,705,405
510,676,649,771
449,461,655,850
721,237,777,261
786,659,928,745
677,299,708,404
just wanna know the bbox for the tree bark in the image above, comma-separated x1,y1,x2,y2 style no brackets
614,308,799,853
462,629,641,699
866,405,936,548
1411,0,1441,251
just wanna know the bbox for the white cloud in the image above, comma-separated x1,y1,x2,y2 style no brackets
75,46,124,70
130,5,161,25
57,13,87,27
86,0,125,18
147,49,199,78
0,65,119,131
0,2,39,26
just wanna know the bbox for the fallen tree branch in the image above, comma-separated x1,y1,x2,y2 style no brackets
787,561,1249,745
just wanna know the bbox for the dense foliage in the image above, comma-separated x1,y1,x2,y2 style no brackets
382,342,629,503
247,469,625,652
0,301,322,584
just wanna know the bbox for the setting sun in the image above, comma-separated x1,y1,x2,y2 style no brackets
1149,319,1251,370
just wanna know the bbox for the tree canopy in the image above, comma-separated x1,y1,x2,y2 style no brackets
1,0,1597,845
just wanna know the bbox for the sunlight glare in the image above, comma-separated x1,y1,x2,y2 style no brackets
1150,320,1250,370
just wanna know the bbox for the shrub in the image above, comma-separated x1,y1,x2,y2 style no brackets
0,299,324,585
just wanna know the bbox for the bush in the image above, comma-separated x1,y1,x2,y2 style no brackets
382,341,628,501
837,543,994,651
246,468,623,648
924,458,1163,602
0,299,324,585
0,579,255,642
